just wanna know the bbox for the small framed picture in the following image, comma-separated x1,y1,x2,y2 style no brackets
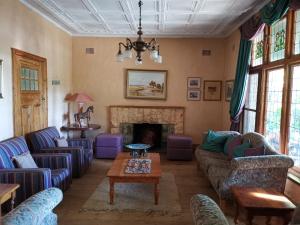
225,80,234,102
187,77,201,89
203,80,222,101
187,90,201,101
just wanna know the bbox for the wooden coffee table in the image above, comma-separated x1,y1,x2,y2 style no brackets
231,186,296,225
107,152,161,205
0,183,20,216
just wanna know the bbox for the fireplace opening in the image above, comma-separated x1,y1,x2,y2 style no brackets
133,123,162,148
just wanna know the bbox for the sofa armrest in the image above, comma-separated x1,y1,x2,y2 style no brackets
190,194,229,225
68,138,93,149
39,147,84,178
32,153,72,175
231,155,294,170
2,187,63,225
0,168,52,205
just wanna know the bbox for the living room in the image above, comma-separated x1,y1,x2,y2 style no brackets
0,0,300,224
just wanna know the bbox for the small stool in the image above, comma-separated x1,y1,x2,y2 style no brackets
95,134,123,159
167,135,193,160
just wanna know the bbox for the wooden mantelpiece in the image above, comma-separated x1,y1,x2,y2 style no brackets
108,105,185,134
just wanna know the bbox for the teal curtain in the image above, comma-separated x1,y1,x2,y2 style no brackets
229,39,252,131
229,0,290,131
260,0,289,25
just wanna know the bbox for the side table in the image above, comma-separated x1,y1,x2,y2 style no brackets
0,184,20,216
231,186,296,225
61,123,101,138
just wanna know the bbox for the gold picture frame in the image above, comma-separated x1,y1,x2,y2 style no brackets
203,80,222,101
125,69,167,100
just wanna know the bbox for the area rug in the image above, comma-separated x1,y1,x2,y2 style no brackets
81,172,182,214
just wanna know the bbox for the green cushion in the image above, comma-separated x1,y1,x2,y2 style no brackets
201,130,232,153
233,140,252,158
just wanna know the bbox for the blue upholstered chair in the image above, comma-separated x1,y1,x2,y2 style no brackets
28,127,93,178
2,187,63,225
0,136,72,206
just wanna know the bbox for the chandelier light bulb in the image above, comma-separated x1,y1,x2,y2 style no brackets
124,49,132,59
135,58,143,65
155,55,162,64
150,50,158,60
116,51,124,62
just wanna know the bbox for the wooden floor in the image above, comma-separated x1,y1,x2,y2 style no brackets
56,154,286,225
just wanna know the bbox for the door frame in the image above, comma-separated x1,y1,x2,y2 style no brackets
12,48,48,136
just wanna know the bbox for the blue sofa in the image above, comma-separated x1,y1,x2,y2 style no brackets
0,136,72,205
2,187,63,225
28,127,93,177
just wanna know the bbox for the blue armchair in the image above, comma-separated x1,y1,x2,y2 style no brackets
0,136,72,206
2,187,63,225
28,127,93,177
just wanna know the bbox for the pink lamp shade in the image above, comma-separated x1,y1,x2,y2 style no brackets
65,93,93,103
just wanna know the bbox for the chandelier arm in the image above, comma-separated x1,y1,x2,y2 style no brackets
119,42,127,50
126,38,133,49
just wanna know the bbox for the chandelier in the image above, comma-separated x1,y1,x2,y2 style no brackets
116,0,162,65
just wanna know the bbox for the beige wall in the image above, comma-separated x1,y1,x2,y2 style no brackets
72,37,226,143
0,0,72,140
222,30,241,130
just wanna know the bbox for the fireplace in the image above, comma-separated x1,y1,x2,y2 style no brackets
120,122,175,151
133,123,162,147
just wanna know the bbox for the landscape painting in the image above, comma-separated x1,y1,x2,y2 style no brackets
126,69,167,100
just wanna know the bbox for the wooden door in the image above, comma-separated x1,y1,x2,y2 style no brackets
12,49,48,136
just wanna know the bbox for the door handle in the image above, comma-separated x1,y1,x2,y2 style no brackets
41,97,46,101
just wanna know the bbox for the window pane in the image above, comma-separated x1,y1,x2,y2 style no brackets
294,10,300,54
264,68,284,151
288,65,300,166
270,18,286,62
243,110,256,133
251,31,264,66
245,74,258,110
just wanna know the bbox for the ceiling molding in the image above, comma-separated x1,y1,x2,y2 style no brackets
20,0,269,38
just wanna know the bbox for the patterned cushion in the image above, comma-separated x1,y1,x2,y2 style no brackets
31,127,60,151
54,137,68,147
224,135,242,158
51,168,70,189
244,146,265,157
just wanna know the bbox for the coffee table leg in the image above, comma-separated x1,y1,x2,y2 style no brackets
11,191,16,210
246,212,254,225
109,179,114,204
154,182,159,205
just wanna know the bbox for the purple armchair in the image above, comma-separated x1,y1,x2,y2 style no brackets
0,136,72,206
27,127,93,178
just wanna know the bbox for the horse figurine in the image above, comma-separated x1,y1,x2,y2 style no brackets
74,106,94,127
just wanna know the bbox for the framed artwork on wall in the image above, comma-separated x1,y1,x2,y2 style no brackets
187,77,201,89
125,69,167,100
225,80,234,102
187,90,200,101
0,59,3,99
203,80,222,101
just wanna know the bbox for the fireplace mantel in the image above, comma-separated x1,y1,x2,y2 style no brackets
108,105,185,134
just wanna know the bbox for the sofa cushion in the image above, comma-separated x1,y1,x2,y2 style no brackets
13,152,38,168
54,137,68,147
0,150,14,169
201,130,232,153
224,135,242,157
233,141,252,158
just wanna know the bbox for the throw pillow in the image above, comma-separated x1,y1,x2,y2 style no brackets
232,140,252,158
201,130,233,153
54,137,68,147
13,152,38,168
224,135,242,157
244,146,265,157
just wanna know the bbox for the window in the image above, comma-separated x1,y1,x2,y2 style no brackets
243,73,259,133
251,31,264,67
20,67,39,91
264,68,284,151
269,18,286,62
294,10,300,55
288,65,300,165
